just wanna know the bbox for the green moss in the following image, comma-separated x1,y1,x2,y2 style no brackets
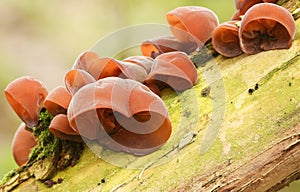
0,110,57,185
29,110,60,162
0,170,17,185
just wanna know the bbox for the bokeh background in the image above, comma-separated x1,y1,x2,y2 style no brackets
0,0,298,191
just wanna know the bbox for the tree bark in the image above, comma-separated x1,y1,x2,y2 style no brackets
1,0,300,191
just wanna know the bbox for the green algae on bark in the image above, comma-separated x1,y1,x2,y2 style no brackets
1,1,300,191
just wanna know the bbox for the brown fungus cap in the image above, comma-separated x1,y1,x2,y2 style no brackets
67,77,172,155
84,57,122,80
166,6,219,47
123,56,154,73
141,36,197,59
239,3,296,54
44,86,72,116
49,114,82,142
234,0,277,10
73,51,121,80
64,69,96,95
115,60,148,82
73,51,100,70
232,0,277,20
12,123,37,166
212,21,243,57
234,0,262,14
145,51,198,93
4,76,48,128
73,52,148,82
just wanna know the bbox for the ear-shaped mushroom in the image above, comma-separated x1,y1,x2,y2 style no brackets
234,0,277,9
85,57,148,82
64,69,96,95
49,114,82,142
73,51,122,79
4,76,48,128
73,51,100,70
73,51,149,82
166,6,219,47
123,56,154,73
44,86,72,116
239,3,296,54
234,0,261,12
67,77,172,155
12,123,37,166
83,57,122,80
232,0,277,20
145,51,198,93
116,60,148,82
232,10,242,21
141,36,197,59
212,21,243,57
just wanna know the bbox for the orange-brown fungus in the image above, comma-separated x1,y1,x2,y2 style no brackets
166,6,219,47
44,86,72,116
145,51,198,93
4,76,48,128
141,36,197,59
12,123,37,166
212,21,243,57
49,114,82,142
239,3,296,54
67,77,172,155
64,69,96,95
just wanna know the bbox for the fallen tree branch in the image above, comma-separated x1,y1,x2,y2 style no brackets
1,0,300,191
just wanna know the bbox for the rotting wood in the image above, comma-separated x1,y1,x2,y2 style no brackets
1,0,300,191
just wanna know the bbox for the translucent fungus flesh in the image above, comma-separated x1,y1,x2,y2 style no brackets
4,76,48,128
67,77,172,155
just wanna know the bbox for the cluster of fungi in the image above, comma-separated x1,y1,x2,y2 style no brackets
4,0,295,168
212,1,296,57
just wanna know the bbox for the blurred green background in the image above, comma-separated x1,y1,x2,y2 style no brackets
0,0,299,191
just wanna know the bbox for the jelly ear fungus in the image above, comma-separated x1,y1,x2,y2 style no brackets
166,6,219,47
73,53,149,82
12,123,37,166
73,51,100,70
49,114,82,142
43,86,72,116
64,69,96,95
239,3,296,54
67,77,172,155
4,76,48,128
145,51,198,94
141,36,197,58
122,56,154,73
212,21,243,57
232,0,277,20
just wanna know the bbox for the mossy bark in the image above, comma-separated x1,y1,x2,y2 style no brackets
1,0,300,191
